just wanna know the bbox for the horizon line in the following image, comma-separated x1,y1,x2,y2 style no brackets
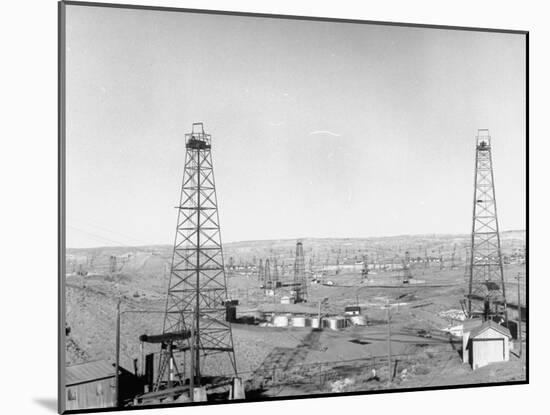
66,228,526,250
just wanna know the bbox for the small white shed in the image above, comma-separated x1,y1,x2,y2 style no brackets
463,320,511,370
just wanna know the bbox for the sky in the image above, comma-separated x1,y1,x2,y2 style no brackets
65,5,526,248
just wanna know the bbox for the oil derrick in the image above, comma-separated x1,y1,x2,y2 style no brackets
77,263,87,276
439,248,444,270
424,247,428,269
294,241,307,302
361,254,369,282
467,129,507,322
322,256,329,282
158,123,237,393
272,258,279,284
109,255,118,275
257,259,264,282
405,251,411,266
227,256,235,279
264,258,271,287
392,254,400,271
335,255,341,275
451,244,457,269
401,251,413,283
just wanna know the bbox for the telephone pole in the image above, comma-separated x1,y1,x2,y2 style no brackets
385,300,392,385
516,273,523,357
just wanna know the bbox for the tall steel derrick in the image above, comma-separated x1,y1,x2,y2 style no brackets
361,254,369,282
264,258,271,286
158,123,237,390
294,241,307,302
227,256,235,279
401,251,412,283
257,259,264,282
272,258,279,283
467,129,507,322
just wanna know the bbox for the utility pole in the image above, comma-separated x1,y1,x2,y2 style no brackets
516,273,523,358
451,244,457,269
424,247,428,269
115,299,121,407
386,300,392,386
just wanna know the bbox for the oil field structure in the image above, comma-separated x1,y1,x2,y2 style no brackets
464,129,508,323
65,125,525,411
132,123,245,405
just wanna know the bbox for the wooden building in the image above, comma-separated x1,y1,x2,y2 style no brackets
462,320,512,370
65,360,142,410
344,306,361,316
65,360,117,410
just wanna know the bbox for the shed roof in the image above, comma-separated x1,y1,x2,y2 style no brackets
462,318,483,333
66,360,116,386
470,320,511,339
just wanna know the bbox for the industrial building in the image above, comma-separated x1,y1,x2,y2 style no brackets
66,360,118,410
65,360,141,410
462,320,512,370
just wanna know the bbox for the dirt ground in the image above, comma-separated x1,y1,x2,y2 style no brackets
65,232,527,398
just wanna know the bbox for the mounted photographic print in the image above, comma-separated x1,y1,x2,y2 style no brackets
58,1,528,413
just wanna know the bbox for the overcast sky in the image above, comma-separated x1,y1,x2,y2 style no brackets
65,5,526,248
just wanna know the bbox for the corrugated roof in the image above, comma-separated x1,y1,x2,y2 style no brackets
66,360,116,386
470,320,511,339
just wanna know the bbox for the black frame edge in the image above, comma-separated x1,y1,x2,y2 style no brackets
62,0,528,35
58,1,67,414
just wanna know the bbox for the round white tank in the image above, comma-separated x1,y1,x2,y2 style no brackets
327,317,339,330
349,315,367,326
309,317,321,328
292,316,306,327
273,315,289,327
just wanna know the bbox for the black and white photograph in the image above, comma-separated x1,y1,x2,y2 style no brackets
58,1,527,413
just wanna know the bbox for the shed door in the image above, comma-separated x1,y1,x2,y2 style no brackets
473,338,504,369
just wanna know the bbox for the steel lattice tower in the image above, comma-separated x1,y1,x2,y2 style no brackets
467,129,507,321
257,259,264,282
401,251,412,283
294,241,307,302
264,258,271,285
227,256,235,279
159,123,236,389
361,254,369,282
272,257,279,283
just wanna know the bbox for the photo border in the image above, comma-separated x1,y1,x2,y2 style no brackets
58,1,529,413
